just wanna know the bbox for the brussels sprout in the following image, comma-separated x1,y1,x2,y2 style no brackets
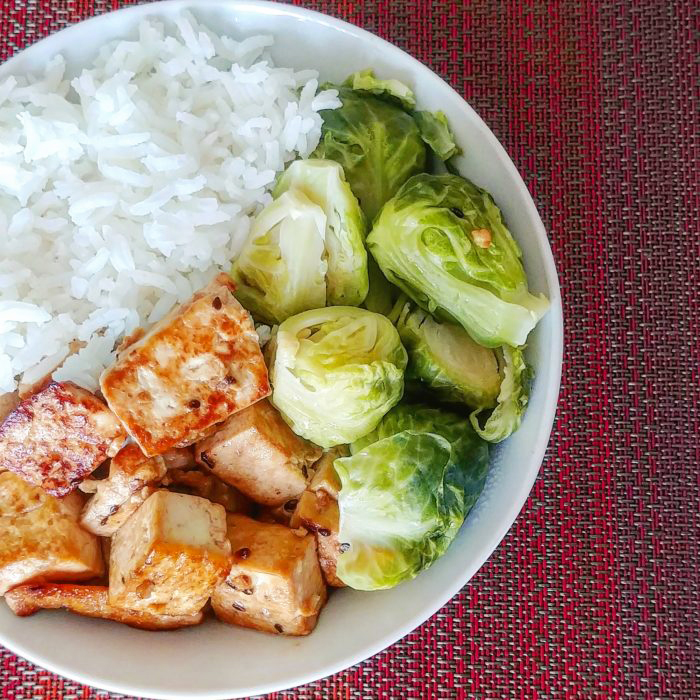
395,300,501,408
231,189,327,324
470,345,531,443
362,257,401,317
270,306,407,448
343,69,416,110
336,403,489,590
312,87,426,221
273,159,368,307
413,110,460,161
367,173,549,348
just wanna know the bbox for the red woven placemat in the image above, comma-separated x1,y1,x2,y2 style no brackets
1,1,698,698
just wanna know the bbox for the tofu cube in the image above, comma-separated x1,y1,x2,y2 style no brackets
79,443,167,536
162,465,253,515
308,446,347,499
0,471,103,595
211,514,327,635
109,490,231,616
100,274,270,456
0,381,126,496
290,490,345,588
195,399,321,506
5,583,204,631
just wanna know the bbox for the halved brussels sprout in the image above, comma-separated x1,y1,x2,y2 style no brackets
336,403,489,590
470,345,531,443
273,159,368,307
395,300,501,408
368,173,549,348
230,189,327,324
312,87,426,221
270,306,407,448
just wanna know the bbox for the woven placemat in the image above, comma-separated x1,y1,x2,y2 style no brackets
1,1,698,698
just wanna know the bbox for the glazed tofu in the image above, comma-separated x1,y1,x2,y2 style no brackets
0,472,103,595
109,490,231,616
79,444,167,537
100,274,270,456
0,381,126,496
211,514,327,636
290,490,344,587
5,583,203,631
308,446,346,499
195,399,321,506
161,465,252,514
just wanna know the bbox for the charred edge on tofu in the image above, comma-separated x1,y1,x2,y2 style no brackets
274,623,284,633
234,547,250,559
283,499,298,512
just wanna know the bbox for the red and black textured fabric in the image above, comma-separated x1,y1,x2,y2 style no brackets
1,1,698,698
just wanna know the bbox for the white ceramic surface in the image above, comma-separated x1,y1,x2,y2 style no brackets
0,2,563,698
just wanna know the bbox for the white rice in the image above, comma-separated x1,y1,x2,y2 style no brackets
0,12,340,394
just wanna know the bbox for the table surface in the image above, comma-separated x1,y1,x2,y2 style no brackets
1,1,698,698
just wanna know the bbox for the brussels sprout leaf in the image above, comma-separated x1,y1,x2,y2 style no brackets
413,110,461,161
343,69,417,110
469,345,532,443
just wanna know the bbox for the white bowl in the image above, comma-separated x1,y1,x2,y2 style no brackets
0,2,563,697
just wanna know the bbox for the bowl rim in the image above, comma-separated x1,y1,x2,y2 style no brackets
0,1,563,697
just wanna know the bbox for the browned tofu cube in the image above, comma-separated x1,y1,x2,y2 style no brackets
0,381,126,496
195,399,321,507
162,465,252,515
109,490,231,616
211,514,327,636
79,444,167,536
100,274,271,456
0,472,103,595
290,490,345,588
4,583,204,631
308,446,346,499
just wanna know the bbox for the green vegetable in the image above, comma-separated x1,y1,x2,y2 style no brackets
362,257,400,317
230,189,327,324
336,403,489,590
367,173,549,347
413,110,460,161
395,299,501,408
470,345,531,443
312,87,426,221
273,159,368,307
343,69,416,110
270,306,407,448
